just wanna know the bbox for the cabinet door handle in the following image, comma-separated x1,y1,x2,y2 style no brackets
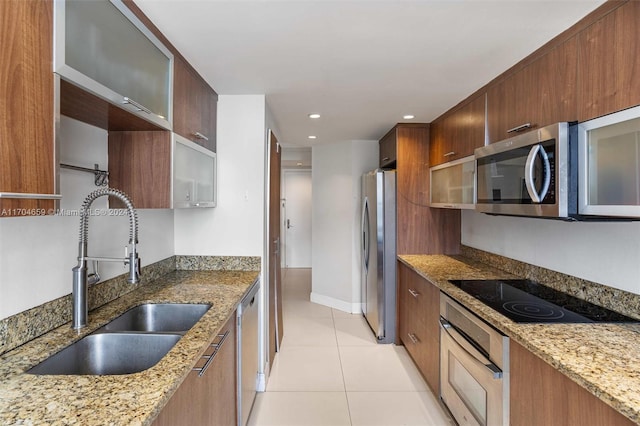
407,333,419,344
122,97,152,115
194,132,210,141
193,330,230,377
408,288,419,298
443,151,456,157
507,123,532,133
382,157,390,162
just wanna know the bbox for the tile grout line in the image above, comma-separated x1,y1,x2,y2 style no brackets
333,308,354,426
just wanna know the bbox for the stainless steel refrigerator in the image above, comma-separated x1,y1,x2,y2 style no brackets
361,169,396,344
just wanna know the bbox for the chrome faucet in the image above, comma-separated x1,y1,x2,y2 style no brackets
71,188,141,330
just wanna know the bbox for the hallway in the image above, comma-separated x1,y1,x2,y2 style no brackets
248,269,452,426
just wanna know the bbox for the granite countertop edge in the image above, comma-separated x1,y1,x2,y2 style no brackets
0,269,259,426
398,254,640,425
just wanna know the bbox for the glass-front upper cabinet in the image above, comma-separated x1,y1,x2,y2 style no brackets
173,134,216,208
430,155,476,209
579,105,640,217
54,0,173,129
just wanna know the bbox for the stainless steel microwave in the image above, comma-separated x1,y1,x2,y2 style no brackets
475,122,577,218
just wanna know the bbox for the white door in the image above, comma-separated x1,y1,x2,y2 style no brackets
282,170,312,268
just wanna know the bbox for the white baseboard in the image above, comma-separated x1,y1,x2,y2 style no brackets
310,292,361,314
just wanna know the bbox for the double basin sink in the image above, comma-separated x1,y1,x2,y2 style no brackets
28,303,211,376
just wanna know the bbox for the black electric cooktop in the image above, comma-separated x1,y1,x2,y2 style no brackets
448,279,638,323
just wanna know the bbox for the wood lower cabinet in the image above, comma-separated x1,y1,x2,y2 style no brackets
486,36,578,144
385,124,460,255
154,313,237,426
0,0,56,216
510,340,634,426
398,262,440,394
429,94,485,167
578,0,640,122
173,56,218,152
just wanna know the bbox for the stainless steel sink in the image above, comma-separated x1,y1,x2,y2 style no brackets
27,303,211,375
98,303,211,333
27,333,181,375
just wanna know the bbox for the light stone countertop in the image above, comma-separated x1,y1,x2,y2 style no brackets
399,254,640,425
0,269,259,426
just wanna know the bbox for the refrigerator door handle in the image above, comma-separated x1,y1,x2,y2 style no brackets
362,197,370,271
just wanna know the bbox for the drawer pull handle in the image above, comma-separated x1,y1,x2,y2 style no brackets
507,123,532,133
408,288,419,298
193,331,230,377
443,151,456,157
407,333,419,344
381,157,390,162
194,132,210,141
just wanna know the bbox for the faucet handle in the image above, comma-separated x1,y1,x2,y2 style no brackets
87,260,101,286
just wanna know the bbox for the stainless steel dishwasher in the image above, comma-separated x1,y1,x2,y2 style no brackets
237,279,260,426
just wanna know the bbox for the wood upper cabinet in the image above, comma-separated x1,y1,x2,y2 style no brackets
384,124,460,255
0,0,56,216
108,131,172,209
578,1,640,122
429,94,485,167
486,36,578,144
173,56,218,152
379,130,397,168
153,313,237,426
510,340,634,426
397,262,440,394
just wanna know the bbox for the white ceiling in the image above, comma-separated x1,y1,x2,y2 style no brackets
135,0,605,147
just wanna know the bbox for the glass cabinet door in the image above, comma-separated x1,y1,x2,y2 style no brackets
55,0,173,129
430,155,476,209
579,106,640,217
173,135,216,208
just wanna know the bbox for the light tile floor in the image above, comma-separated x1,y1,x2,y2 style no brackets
248,268,453,426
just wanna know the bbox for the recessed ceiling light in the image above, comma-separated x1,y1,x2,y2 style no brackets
297,162,303,166
403,115,415,120
308,113,321,119
308,135,317,139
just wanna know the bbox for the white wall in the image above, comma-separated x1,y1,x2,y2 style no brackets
311,140,378,312
174,94,269,388
0,117,175,320
462,210,640,295
174,95,266,256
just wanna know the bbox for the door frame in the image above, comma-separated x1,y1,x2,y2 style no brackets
264,129,283,378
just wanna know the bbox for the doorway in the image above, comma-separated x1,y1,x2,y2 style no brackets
281,170,312,268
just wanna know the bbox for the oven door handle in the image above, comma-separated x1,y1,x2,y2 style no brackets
440,318,503,379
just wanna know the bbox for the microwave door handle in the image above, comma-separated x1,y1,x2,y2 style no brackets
524,144,551,203
440,318,503,379
539,147,551,200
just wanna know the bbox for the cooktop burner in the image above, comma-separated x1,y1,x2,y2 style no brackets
448,279,637,323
